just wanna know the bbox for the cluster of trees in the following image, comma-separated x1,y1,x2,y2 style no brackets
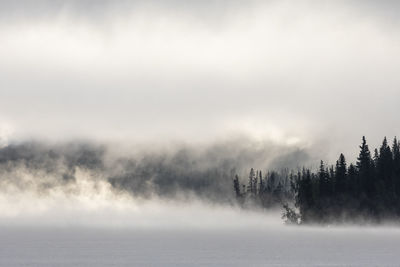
234,136,400,224
233,168,293,207
290,136,400,224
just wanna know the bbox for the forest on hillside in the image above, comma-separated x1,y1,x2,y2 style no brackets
233,136,400,224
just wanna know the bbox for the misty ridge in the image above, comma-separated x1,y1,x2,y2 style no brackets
0,137,311,205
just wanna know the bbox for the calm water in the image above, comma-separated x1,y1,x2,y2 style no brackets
0,227,400,266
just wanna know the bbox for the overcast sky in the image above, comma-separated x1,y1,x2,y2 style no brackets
0,0,399,160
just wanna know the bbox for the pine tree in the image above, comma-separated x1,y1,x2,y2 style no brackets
335,154,347,194
373,148,379,168
247,168,255,195
233,175,241,198
347,163,357,196
357,136,372,170
318,161,329,196
258,170,264,195
268,171,277,192
297,168,315,223
253,175,258,196
378,137,394,193
393,137,400,164
329,165,335,194
356,136,373,197
392,137,400,197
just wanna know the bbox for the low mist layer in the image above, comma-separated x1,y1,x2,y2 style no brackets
0,138,312,227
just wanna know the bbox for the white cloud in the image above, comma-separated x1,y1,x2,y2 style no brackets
0,0,399,160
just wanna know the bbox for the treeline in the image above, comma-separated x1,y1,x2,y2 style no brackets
234,136,400,224
233,168,293,208
292,136,400,224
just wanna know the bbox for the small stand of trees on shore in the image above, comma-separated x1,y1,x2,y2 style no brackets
233,136,400,224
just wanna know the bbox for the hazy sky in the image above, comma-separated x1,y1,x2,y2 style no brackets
1,0,399,160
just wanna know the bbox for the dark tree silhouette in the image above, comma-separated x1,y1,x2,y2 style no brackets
235,136,400,224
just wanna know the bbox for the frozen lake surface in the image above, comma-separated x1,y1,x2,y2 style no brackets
1,227,400,267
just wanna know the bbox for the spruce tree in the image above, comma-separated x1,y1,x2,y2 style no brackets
347,163,357,197
356,136,373,197
378,137,394,193
318,160,329,196
233,175,241,198
258,170,264,195
247,168,255,195
392,137,400,197
297,168,315,223
335,154,347,194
